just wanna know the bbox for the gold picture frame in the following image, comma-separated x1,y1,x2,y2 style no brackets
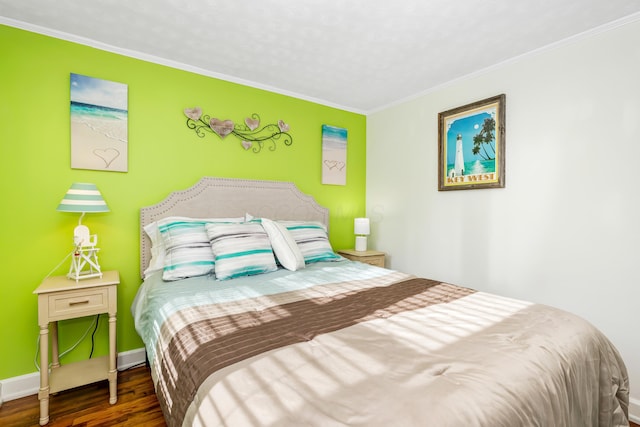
438,94,505,191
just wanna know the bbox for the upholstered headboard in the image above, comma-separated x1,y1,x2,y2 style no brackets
139,177,329,277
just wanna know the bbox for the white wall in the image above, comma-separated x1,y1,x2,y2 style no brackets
367,17,640,420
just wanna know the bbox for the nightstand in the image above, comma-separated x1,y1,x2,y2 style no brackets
33,270,119,425
337,249,386,267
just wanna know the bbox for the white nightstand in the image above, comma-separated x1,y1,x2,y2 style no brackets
337,249,386,267
33,270,119,425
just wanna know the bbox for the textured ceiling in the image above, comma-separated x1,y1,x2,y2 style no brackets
1,0,640,113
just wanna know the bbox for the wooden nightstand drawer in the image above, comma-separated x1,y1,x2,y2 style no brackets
358,255,385,267
47,288,109,321
337,249,386,268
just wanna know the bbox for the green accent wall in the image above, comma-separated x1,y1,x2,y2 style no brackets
0,24,366,380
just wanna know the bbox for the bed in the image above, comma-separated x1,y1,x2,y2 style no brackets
132,177,629,427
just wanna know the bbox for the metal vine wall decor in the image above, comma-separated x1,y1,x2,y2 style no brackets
183,107,293,153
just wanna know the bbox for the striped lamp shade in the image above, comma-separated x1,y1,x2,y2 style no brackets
57,183,109,213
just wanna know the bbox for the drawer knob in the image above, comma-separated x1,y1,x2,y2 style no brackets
69,299,90,306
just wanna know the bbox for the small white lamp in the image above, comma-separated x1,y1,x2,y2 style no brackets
354,217,370,252
57,183,109,281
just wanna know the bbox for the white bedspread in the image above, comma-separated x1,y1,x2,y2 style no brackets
132,261,629,426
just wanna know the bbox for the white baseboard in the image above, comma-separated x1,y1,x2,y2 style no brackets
630,396,640,423
116,347,147,370
0,348,146,405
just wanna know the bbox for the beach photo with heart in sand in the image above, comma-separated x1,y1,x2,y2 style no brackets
70,73,128,172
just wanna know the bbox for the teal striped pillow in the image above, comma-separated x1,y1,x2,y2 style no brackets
158,217,242,281
278,221,341,264
206,222,277,280
162,246,215,281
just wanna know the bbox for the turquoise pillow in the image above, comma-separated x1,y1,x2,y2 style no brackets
162,245,215,281
206,222,278,280
158,217,242,281
278,220,341,264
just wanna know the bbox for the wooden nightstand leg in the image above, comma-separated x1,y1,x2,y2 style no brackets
50,322,59,369
108,313,117,404
38,324,50,425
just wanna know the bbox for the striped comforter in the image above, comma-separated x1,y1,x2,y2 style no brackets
132,260,629,427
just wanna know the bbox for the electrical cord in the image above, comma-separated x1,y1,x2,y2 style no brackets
42,250,75,281
33,315,100,371
89,314,100,358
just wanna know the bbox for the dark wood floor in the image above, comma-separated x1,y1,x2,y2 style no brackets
0,365,165,427
0,364,637,426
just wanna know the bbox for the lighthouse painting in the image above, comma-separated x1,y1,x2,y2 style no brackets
438,95,506,191
453,134,465,176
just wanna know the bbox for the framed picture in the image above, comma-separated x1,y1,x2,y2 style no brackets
321,124,347,185
70,73,128,172
438,94,505,191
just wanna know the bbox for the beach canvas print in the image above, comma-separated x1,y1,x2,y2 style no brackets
70,73,128,172
322,124,347,185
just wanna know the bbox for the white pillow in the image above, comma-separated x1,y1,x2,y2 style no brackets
143,220,167,278
260,218,305,271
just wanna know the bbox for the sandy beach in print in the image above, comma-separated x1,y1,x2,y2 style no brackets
322,125,347,185
70,74,128,172
71,105,127,171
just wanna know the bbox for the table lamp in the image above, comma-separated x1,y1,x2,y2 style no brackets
354,217,370,252
57,183,109,280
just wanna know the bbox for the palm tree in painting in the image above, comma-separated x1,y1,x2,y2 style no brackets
471,117,496,160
